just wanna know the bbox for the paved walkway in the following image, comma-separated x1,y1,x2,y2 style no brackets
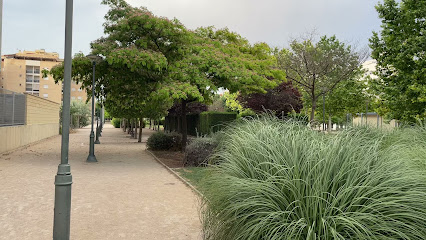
0,124,201,240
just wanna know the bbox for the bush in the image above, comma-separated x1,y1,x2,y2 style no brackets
111,118,121,128
147,132,173,150
147,131,182,151
200,117,426,239
184,137,218,167
199,111,237,135
168,131,183,151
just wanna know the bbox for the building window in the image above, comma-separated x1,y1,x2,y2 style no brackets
77,96,82,100
43,94,48,98
72,88,76,91
25,66,41,75
71,97,75,100
26,66,33,74
78,88,82,92
43,85,48,89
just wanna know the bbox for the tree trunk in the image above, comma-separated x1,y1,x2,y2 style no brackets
134,118,138,139
149,119,152,129
177,117,181,133
181,100,188,152
133,119,136,138
328,115,332,133
138,118,143,142
310,99,317,124
127,119,131,134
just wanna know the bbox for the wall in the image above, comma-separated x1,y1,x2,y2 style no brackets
0,94,60,153
352,112,396,130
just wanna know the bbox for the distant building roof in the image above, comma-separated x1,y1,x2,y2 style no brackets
2,49,63,62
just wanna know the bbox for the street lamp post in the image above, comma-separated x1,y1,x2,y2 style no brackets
95,116,100,144
53,0,73,239
86,56,98,162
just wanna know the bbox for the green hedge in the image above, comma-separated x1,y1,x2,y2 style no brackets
111,118,121,128
199,112,237,135
164,112,237,136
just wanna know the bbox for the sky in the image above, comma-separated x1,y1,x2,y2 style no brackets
1,0,383,58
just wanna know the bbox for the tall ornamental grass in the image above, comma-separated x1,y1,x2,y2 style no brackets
200,118,426,240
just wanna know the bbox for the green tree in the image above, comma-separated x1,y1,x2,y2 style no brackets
311,76,370,130
277,35,366,122
50,0,283,150
369,0,426,123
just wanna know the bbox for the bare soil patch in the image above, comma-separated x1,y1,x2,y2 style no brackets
151,150,185,168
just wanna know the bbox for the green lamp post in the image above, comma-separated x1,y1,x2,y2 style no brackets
53,0,73,238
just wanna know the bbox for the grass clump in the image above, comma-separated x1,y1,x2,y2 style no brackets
175,167,207,188
200,117,426,240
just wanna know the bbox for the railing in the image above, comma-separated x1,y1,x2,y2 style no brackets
0,89,26,127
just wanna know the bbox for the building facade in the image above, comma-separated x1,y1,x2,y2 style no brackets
0,49,87,103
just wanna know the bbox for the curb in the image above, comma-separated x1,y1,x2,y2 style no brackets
146,149,204,198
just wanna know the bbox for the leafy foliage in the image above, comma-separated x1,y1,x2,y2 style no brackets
199,112,237,135
147,132,174,151
201,118,426,239
147,131,182,151
50,0,283,150
111,118,121,128
167,102,208,117
277,35,365,122
60,100,91,129
184,137,218,167
369,0,426,123
238,81,303,117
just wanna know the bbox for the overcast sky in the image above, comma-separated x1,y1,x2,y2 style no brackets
1,0,382,58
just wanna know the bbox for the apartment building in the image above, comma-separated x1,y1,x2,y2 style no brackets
0,49,87,103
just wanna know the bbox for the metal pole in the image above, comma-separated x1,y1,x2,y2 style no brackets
322,94,325,131
87,61,97,162
53,0,73,239
95,116,100,144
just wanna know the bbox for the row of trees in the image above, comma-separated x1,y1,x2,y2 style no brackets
53,0,417,149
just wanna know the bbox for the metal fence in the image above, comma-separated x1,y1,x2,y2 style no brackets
0,89,26,126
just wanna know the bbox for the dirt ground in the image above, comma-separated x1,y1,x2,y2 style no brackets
0,124,202,240
151,150,185,168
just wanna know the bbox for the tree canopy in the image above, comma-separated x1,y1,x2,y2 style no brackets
238,81,303,117
369,0,426,123
50,0,283,149
277,35,366,122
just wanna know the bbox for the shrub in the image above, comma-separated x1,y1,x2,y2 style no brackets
184,137,218,167
111,118,121,128
147,132,173,150
147,131,182,151
200,118,426,240
168,131,183,151
199,111,237,135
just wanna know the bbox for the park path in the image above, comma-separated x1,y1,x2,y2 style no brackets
0,123,202,240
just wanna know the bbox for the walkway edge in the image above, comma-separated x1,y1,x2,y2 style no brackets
146,149,204,198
